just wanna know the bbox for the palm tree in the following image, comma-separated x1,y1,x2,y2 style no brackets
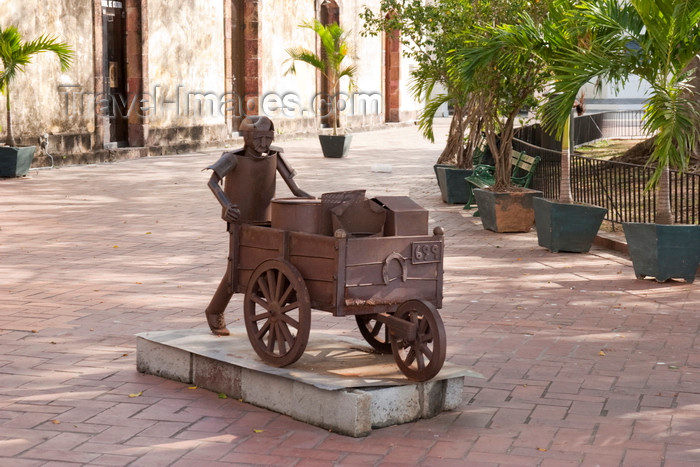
285,20,357,136
541,0,700,224
450,17,552,190
450,1,584,201
0,26,74,147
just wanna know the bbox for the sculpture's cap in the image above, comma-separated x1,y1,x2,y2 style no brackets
240,116,275,138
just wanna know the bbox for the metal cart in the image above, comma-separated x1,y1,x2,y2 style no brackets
231,195,447,381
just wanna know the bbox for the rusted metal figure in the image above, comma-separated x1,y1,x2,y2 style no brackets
204,116,311,336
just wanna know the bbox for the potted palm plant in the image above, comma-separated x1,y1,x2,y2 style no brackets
0,26,74,177
361,0,490,204
285,19,357,158
477,4,609,251
449,16,550,232
542,0,700,281
532,104,607,253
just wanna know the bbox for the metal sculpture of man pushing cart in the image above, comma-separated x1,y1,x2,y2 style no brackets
204,116,447,381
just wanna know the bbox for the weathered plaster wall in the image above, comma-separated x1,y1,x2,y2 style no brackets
148,0,225,129
259,0,395,133
1,0,424,158
259,1,317,132
397,46,420,121
0,0,94,139
341,2,385,128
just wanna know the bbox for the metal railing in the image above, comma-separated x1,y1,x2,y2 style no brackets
574,110,649,144
514,111,699,226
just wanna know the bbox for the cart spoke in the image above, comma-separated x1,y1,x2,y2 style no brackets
403,347,416,366
274,322,288,354
255,320,270,340
266,270,279,302
420,343,433,361
417,317,434,343
278,321,295,347
266,324,277,352
278,282,295,306
280,301,300,314
369,321,383,338
251,310,271,322
279,312,300,329
250,293,270,310
256,275,272,303
274,271,287,302
415,350,426,370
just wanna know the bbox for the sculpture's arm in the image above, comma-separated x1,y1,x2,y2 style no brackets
276,150,313,198
206,153,241,223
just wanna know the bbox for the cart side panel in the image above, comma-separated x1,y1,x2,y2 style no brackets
288,231,342,311
341,235,443,313
236,225,287,291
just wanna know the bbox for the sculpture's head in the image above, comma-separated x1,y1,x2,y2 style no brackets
240,116,275,157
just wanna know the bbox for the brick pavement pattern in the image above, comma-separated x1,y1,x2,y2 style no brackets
1,121,698,466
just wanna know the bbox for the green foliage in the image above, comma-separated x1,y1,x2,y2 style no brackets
285,20,357,136
463,0,699,219
540,0,700,192
0,25,74,146
449,4,556,188
361,0,550,168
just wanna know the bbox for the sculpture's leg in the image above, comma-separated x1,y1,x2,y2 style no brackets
205,262,233,336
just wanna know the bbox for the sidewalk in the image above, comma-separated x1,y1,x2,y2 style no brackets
1,119,698,466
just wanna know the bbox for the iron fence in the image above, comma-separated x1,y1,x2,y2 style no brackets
514,111,699,226
574,110,650,144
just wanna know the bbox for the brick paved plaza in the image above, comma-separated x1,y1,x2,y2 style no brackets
1,120,698,466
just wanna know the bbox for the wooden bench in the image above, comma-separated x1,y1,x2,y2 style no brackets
464,150,541,210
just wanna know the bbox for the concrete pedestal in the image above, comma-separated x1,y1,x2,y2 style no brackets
136,328,481,437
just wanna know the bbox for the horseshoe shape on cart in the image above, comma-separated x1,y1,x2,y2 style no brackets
382,252,407,284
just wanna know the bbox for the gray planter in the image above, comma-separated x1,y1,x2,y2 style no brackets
319,134,352,158
473,188,542,233
432,164,473,204
623,222,700,283
0,146,36,177
533,197,608,253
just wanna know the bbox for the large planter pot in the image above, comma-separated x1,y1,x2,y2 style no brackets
0,146,37,178
623,222,700,283
319,134,352,158
533,197,608,253
473,188,543,233
433,164,473,204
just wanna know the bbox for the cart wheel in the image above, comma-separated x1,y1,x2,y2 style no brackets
355,314,393,354
243,259,311,367
390,300,446,381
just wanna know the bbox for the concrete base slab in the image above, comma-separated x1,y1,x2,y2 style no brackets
136,328,482,437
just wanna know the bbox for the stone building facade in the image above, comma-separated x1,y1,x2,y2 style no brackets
0,0,420,162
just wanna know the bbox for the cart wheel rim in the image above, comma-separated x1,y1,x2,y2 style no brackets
355,314,393,354
390,300,446,381
244,258,311,367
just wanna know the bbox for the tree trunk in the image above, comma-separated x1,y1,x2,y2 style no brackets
435,104,467,166
5,89,15,147
463,117,483,168
490,115,515,190
654,164,673,224
690,56,700,160
559,110,574,203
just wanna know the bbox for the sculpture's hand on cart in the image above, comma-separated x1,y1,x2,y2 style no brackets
223,204,241,223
